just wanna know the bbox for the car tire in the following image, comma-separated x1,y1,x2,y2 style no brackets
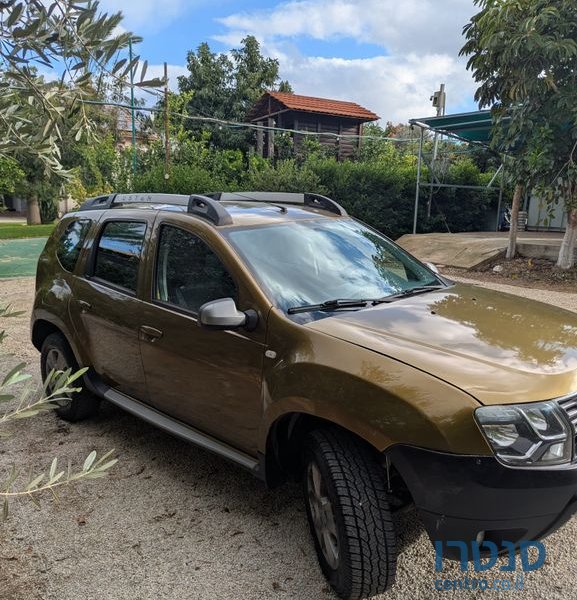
303,428,397,600
40,332,99,422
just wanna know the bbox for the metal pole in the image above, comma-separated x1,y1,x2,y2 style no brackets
413,127,425,235
487,163,503,188
427,83,445,218
128,39,137,181
163,62,170,181
496,160,505,231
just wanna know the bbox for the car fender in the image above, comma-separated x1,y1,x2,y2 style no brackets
261,310,491,457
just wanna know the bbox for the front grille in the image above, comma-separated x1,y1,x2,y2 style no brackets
558,395,577,433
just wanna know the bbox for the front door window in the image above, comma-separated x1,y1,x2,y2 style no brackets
155,225,237,313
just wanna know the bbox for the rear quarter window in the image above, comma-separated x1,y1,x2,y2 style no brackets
56,219,92,272
93,221,147,292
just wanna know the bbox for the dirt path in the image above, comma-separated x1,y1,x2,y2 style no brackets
1,277,576,600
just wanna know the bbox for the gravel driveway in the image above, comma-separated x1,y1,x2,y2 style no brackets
1,276,576,600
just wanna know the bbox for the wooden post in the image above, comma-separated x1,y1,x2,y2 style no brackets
294,117,299,155
256,121,264,157
267,117,275,159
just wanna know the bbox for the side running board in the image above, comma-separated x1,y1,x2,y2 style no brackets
85,373,262,477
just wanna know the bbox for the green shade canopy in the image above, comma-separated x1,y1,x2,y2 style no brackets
410,110,503,145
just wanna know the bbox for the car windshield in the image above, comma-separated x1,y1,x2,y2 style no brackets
225,218,442,316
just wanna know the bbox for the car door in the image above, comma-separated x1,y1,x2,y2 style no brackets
137,216,268,455
69,211,154,401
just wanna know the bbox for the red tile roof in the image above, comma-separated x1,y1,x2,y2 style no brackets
251,91,379,122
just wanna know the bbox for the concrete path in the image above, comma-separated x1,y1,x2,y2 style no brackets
0,215,26,224
397,231,566,269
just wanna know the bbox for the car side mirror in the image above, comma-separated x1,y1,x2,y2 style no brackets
425,262,440,274
198,298,258,331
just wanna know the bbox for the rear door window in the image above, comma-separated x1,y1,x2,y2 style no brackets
93,221,147,292
56,219,92,272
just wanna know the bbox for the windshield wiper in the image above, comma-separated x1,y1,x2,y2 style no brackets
287,298,370,315
372,284,446,304
288,285,446,314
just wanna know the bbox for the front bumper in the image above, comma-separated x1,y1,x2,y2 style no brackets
388,445,577,558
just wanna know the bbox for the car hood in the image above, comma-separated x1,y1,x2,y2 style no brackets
307,283,577,405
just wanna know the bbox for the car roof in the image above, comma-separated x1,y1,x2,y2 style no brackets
218,201,343,226
74,192,347,228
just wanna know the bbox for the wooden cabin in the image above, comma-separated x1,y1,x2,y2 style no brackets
248,91,379,160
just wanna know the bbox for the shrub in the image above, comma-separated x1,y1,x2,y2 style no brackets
129,136,499,240
244,158,325,193
133,163,229,195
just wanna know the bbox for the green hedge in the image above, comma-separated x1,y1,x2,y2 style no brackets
131,143,498,240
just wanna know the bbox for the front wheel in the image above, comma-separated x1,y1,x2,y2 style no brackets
40,332,99,422
303,429,397,599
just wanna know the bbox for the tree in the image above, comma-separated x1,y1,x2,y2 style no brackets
278,80,293,93
0,157,24,201
177,36,291,150
461,0,577,268
0,0,160,221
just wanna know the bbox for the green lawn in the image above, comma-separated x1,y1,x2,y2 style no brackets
0,222,56,239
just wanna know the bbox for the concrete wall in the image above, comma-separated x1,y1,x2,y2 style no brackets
3,197,26,212
527,194,566,231
3,195,74,217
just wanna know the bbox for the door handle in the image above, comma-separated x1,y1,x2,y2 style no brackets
78,300,92,313
139,325,163,342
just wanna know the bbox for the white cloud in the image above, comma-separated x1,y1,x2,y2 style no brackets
132,63,189,103
216,0,480,122
276,53,476,123
218,0,475,55
145,63,188,92
99,0,195,31
37,68,60,84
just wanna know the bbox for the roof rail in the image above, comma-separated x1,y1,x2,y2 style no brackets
77,190,346,223
78,194,117,211
188,195,233,226
207,191,347,216
78,193,191,211
78,192,233,226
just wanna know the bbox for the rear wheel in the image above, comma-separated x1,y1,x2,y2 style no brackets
40,333,99,422
303,429,396,599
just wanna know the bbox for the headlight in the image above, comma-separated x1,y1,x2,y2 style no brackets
475,401,574,466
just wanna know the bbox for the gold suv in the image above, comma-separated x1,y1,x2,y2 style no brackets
32,192,577,599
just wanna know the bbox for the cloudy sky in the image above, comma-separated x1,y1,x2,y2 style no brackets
99,0,480,123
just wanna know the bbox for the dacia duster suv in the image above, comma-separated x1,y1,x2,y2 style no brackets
32,192,577,599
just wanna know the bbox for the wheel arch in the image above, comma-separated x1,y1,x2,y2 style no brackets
263,411,385,488
31,314,85,368
32,318,63,352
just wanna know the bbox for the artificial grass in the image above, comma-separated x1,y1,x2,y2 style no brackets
0,237,48,278
0,223,56,240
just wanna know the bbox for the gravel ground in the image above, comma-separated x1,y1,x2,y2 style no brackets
1,277,576,600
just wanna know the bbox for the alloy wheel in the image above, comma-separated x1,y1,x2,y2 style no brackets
44,347,73,408
307,461,340,570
